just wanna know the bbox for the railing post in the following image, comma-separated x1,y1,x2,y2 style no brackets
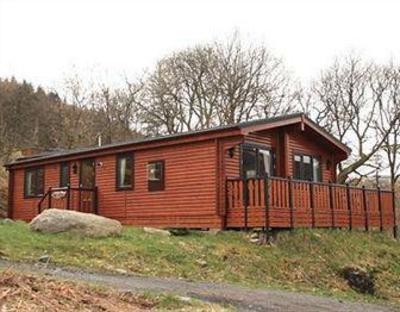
93,186,98,214
362,186,369,232
38,197,43,214
310,181,315,228
392,187,398,239
223,179,229,230
378,187,383,232
329,181,335,228
264,175,270,237
346,183,352,231
78,187,82,212
48,187,52,209
288,176,294,229
66,185,71,210
243,177,248,231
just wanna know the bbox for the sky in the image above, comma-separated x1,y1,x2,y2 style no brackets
1,0,400,90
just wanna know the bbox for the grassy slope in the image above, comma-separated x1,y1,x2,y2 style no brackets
0,222,399,305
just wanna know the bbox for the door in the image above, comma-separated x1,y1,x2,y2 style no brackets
80,158,95,188
79,158,96,213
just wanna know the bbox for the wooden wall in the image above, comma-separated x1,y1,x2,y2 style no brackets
244,131,276,146
10,124,339,228
225,126,337,182
286,127,336,182
12,163,60,220
11,139,222,228
96,140,220,228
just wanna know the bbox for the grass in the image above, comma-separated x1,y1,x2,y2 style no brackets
0,221,399,306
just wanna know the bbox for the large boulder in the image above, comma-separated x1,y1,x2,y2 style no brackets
30,209,122,237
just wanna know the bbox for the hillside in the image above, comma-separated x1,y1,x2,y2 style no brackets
0,222,399,307
0,77,142,215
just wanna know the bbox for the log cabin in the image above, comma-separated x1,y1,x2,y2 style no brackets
4,113,397,232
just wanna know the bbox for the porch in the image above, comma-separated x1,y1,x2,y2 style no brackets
225,176,398,237
38,186,98,214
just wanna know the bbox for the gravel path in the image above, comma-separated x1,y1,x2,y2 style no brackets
0,259,396,312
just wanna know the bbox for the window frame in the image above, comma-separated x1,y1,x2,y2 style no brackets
147,160,165,192
293,152,322,182
240,143,276,179
59,162,70,188
24,166,45,198
116,153,134,191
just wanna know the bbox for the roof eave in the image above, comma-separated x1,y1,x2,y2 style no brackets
302,117,351,156
239,115,303,135
239,114,351,157
4,127,243,169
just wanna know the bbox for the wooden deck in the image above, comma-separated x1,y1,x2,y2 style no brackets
226,177,397,236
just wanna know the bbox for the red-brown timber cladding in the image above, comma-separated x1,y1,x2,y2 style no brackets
10,118,387,231
11,139,222,228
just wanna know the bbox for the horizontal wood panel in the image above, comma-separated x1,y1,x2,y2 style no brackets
11,139,222,228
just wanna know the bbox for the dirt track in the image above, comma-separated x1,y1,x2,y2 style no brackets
0,259,396,312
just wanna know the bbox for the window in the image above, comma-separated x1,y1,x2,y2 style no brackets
243,147,257,178
24,167,44,197
147,160,164,191
116,153,134,190
313,158,321,182
242,145,275,178
60,162,70,187
258,149,273,177
294,154,321,182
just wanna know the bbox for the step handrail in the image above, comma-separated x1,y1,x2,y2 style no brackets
37,187,52,213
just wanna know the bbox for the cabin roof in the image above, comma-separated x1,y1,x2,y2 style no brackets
4,112,351,168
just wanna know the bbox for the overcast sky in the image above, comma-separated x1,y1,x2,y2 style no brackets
1,0,400,90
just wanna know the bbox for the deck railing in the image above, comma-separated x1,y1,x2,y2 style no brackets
38,186,98,214
226,176,397,237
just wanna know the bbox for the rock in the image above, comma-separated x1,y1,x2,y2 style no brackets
143,227,171,237
250,232,259,239
340,266,375,294
0,218,14,224
248,231,262,244
38,255,51,263
30,209,122,237
204,229,222,235
196,259,207,267
168,228,190,236
115,268,128,275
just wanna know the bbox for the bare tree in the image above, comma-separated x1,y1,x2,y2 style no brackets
93,84,141,144
212,34,297,124
372,62,400,188
61,74,98,148
312,55,400,184
131,34,298,135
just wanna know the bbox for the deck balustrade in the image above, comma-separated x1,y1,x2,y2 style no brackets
226,176,397,237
